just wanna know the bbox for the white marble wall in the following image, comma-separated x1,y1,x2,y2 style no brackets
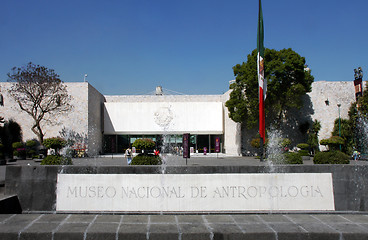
0,82,92,152
87,84,105,156
308,81,357,142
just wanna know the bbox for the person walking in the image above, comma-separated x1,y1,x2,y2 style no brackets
353,149,359,161
125,147,132,165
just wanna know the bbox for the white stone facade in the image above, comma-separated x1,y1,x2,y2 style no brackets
307,81,357,143
0,82,104,156
103,93,241,156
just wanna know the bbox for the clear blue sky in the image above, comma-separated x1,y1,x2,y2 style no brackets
0,0,366,95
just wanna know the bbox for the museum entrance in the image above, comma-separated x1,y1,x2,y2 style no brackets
103,134,223,154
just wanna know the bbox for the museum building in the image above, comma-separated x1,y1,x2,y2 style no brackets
0,81,356,156
0,82,240,156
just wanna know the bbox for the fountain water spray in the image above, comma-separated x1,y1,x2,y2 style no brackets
154,104,175,173
265,126,286,171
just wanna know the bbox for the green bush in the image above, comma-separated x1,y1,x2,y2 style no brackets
320,136,344,151
319,139,329,146
41,155,73,165
43,137,66,154
13,150,19,157
297,143,309,150
12,142,23,149
26,140,38,158
250,138,269,148
313,151,349,164
281,138,291,148
131,154,162,165
12,142,26,158
26,140,37,148
28,149,36,157
132,138,156,152
298,150,309,156
284,152,303,164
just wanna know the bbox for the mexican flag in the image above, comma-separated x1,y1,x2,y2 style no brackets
257,0,266,142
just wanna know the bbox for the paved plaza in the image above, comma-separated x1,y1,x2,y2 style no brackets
1,155,368,239
2,213,368,240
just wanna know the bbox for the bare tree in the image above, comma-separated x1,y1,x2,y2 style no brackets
7,62,71,143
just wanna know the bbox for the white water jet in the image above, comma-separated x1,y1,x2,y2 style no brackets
356,113,368,155
265,127,286,170
154,103,176,174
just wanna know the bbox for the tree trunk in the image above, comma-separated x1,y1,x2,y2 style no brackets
32,122,44,144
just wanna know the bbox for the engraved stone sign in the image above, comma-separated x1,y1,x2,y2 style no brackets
56,173,335,212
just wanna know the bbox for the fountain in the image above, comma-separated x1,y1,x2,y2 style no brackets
356,113,368,158
4,97,368,214
264,127,286,171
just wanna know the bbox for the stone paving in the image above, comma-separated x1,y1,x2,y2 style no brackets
2,213,368,240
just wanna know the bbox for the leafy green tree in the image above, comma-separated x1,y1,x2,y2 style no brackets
132,138,155,154
307,120,321,154
357,82,368,115
43,137,66,155
332,118,353,154
225,48,314,129
332,83,368,154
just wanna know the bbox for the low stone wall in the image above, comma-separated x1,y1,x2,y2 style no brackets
5,165,368,212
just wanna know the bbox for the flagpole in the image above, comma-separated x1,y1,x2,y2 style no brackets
257,0,265,162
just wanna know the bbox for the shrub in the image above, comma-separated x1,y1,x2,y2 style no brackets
43,137,66,154
284,152,303,164
298,150,309,156
26,140,37,148
320,136,344,151
131,154,162,165
13,150,19,157
26,140,38,158
41,155,73,165
297,143,309,150
281,138,291,148
319,139,329,146
28,149,36,157
12,142,26,158
313,151,349,164
12,142,23,149
250,138,269,148
132,138,156,153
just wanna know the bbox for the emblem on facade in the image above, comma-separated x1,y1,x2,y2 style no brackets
154,106,173,128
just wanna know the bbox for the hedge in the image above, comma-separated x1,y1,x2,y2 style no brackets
131,154,162,165
41,155,73,165
313,151,349,164
284,152,303,164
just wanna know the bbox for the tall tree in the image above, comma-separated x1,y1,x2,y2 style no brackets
225,48,314,129
7,62,71,143
336,82,368,154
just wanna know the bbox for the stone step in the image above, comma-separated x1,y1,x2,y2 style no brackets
0,194,22,214
1,214,368,240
